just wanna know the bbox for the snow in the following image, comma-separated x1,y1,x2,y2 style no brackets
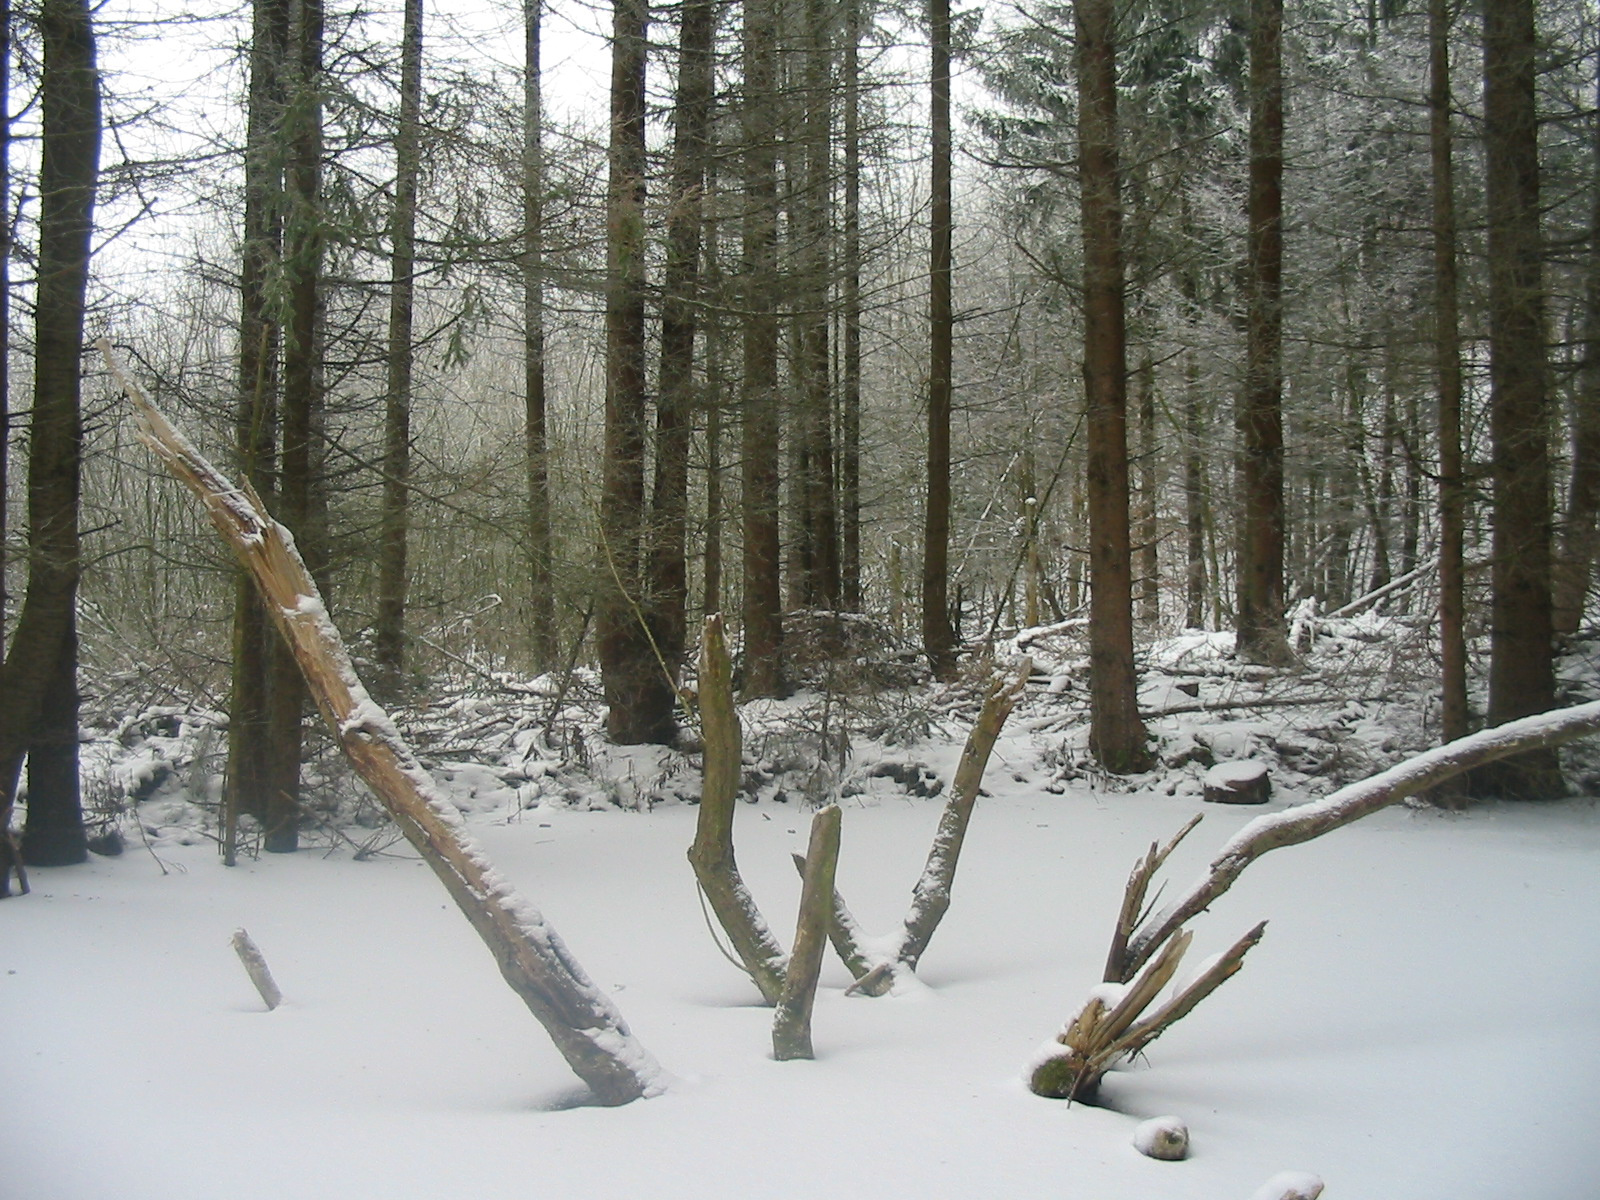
7,783,1600,1198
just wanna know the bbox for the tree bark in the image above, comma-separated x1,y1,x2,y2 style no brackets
1,0,99,871
922,0,956,679
597,0,666,744
1236,0,1291,665
840,0,862,611
644,0,714,730
1477,0,1560,798
1075,0,1149,772
1554,63,1600,636
523,0,555,668
375,0,422,696
225,0,289,865
741,0,784,698
114,356,664,1104
1430,0,1468,742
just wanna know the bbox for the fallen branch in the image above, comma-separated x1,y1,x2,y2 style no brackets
1114,699,1600,982
108,344,662,1106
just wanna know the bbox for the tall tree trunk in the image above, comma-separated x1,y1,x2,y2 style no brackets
1075,0,1149,773
375,0,422,696
0,0,10,661
840,0,862,611
266,0,328,853
703,201,726,619
1236,0,1291,665
922,0,956,678
645,0,715,723
1,0,99,867
1554,62,1600,636
597,0,662,743
1135,347,1158,627
523,0,555,667
741,0,784,697
1477,0,1561,797
226,0,289,863
1184,348,1205,629
796,0,837,610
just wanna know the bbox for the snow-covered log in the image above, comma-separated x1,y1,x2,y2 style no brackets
108,345,663,1106
1113,699,1600,982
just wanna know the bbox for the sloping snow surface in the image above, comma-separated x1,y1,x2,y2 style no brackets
5,784,1599,1199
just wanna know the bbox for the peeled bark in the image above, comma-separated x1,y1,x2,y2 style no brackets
111,351,663,1105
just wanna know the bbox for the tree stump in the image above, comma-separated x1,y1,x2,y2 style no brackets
1203,760,1271,805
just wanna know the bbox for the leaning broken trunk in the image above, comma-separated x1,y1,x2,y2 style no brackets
107,345,663,1106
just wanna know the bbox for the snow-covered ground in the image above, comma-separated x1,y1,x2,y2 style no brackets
7,745,1600,1198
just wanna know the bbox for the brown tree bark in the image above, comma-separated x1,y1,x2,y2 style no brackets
741,0,784,698
262,0,328,853
597,0,667,744
1075,0,1149,772
523,0,555,668
644,0,715,728
374,0,422,696
922,0,956,679
1476,0,1561,798
840,0,862,611
1430,0,1469,742
1554,65,1600,637
1,0,99,872
225,0,289,865
1236,0,1291,665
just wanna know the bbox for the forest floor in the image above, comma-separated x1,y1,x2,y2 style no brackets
5,612,1600,1199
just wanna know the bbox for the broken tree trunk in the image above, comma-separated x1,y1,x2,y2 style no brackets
772,803,841,1060
108,345,662,1106
817,659,1031,994
1111,698,1600,983
1030,920,1265,1102
687,613,788,1004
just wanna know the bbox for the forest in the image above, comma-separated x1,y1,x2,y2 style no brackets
3,0,1600,1192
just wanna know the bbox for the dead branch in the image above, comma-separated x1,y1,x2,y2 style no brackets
816,660,1031,994
1118,699,1600,981
107,344,662,1106
1103,813,1201,983
687,614,788,1004
773,804,842,1060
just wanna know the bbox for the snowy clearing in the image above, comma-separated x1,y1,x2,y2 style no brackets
6,773,1599,1199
